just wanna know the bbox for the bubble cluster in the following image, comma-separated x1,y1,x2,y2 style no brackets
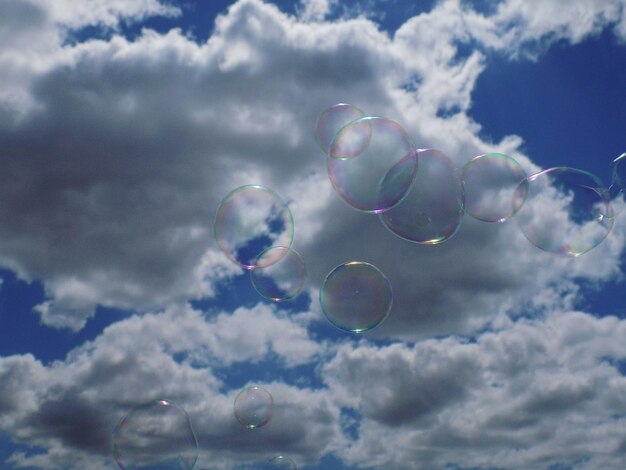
380,149,464,244
264,455,297,469
215,185,294,270
320,261,392,333
513,167,614,257
327,116,418,213
315,103,366,156
462,152,528,223
250,246,307,301
234,386,273,429
112,400,198,470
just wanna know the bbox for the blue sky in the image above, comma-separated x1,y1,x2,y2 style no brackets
0,0,625,469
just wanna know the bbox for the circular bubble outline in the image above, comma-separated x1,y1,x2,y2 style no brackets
250,245,307,302
233,385,274,430
315,103,366,156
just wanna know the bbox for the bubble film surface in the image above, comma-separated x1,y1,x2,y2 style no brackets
320,261,392,333
112,400,198,470
315,103,366,156
264,455,297,470
461,152,528,223
328,117,418,213
234,386,273,429
250,246,307,302
215,185,294,270
513,167,614,257
611,152,626,193
380,149,464,244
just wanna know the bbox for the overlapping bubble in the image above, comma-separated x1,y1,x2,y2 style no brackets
327,116,418,213
315,103,366,156
264,455,297,470
112,400,198,470
380,149,464,244
234,386,273,430
461,152,528,223
250,246,307,301
215,185,294,270
513,167,614,257
320,261,392,333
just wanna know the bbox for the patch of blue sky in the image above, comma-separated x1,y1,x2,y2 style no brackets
0,431,45,470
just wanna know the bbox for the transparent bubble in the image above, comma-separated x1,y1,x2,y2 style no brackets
380,149,464,244
513,167,614,257
461,152,528,223
112,400,198,470
215,186,294,270
315,103,366,156
234,386,273,430
328,117,418,213
611,152,626,192
264,455,297,470
320,261,392,333
250,246,307,302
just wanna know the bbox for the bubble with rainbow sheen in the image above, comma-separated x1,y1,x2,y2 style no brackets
320,261,392,333
315,103,367,157
215,185,294,270
112,400,198,470
513,167,614,257
234,386,273,430
461,152,528,223
328,116,418,213
380,149,464,244
264,455,297,470
250,246,306,302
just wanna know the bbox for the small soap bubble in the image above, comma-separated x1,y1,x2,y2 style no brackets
215,185,294,270
328,117,418,213
264,455,297,470
112,400,198,470
320,261,392,333
461,152,528,223
234,386,273,430
513,167,614,257
315,103,366,156
250,246,307,302
380,149,464,244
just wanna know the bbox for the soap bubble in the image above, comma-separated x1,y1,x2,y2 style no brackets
315,103,366,156
380,149,464,244
234,386,273,430
215,185,294,270
112,400,198,470
250,246,307,301
461,152,528,222
320,261,392,333
264,455,297,470
328,117,418,213
513,167,614,257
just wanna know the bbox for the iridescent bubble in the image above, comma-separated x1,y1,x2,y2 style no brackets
461,152,528,223
513,167,614,257
250,246,307,302
234,386,273,430
215,185,294,270
380,149,464,244
264,455,297,470
112,400,198,470
328,117,418,213
315,103,366,156
320,261,392,333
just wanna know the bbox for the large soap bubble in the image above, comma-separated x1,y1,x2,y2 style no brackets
328,117,418,213
112,400,198,470
215,185,294,270
461,152,528,222
264,455,297,469
380,149,464,244
234,386,273,430
250,246,307,302
320,261,392,333
315,103,366,156
513,167,614,257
